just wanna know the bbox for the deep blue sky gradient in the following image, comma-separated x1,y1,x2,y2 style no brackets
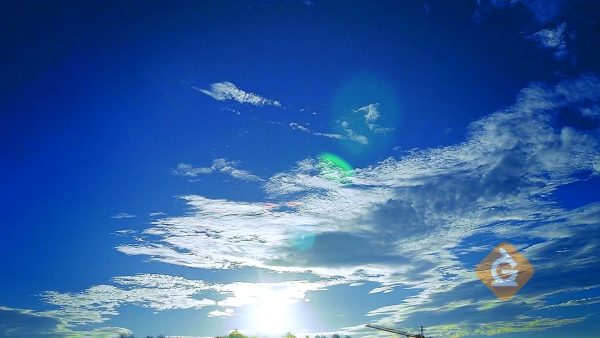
2,1,600,337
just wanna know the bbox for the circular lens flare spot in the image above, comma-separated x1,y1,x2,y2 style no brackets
289,231,316,252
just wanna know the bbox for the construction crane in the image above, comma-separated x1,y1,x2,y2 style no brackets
366,323,427,338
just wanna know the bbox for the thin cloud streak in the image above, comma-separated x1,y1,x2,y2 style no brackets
289,122,344,141
110,212,137,219
173,158,262,182
193,81,281,107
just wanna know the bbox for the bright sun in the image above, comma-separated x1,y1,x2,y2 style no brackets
250,289,292,334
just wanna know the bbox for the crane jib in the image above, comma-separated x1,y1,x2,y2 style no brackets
365,323,427,338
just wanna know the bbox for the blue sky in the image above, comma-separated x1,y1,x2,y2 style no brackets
1,1,600,337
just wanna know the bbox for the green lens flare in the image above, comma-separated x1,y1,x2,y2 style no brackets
289,231,316,252
319,152,354,183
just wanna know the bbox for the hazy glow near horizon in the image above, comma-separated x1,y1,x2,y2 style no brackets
248,289,293,335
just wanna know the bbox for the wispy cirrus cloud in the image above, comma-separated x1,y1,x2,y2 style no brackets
328,102,395,146
529,22,568,59
116,75,600,336
0,306,132,338
474,1,577,63
173,158,262,182
289,121,371,145
289,122,344,141
40,274,216,326
37,274,339,328
425,316,588,338
110,212,137,219
339,120,369,145
149,211,166,217
193,81,281,107
19,75,599,336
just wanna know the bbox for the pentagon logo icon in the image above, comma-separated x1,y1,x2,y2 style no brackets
476,242,534,301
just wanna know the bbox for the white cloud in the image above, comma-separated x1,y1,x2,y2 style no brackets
0,306,132,337
340,120,369,145
115,76,600,335
359,103,381,123
110,212,136,219
172,163,213,176
40,274,215,326
38,274,339,329
207,308,235,317
324,103,395,145
421,316,587,338
355,103,395,134
289,122,344,140
530,22,567,59
126,76,600,278
289,121,372,145
173,159,262,181
194,81,281,107
594,159,600,174
117,195,327,270
16,75,593,335
531,22,566,48
214,280,340,308
540,296,600,309
113,229,136,237
278,103,395,145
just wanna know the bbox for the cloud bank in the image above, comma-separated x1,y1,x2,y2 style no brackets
114,75,600,336
12,75,596,337
37,274,339,328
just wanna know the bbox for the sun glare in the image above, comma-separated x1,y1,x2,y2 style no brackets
250,289,292,335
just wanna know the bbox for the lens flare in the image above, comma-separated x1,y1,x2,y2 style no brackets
330,72,401,157
289,231,316,252
319,152,354,183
